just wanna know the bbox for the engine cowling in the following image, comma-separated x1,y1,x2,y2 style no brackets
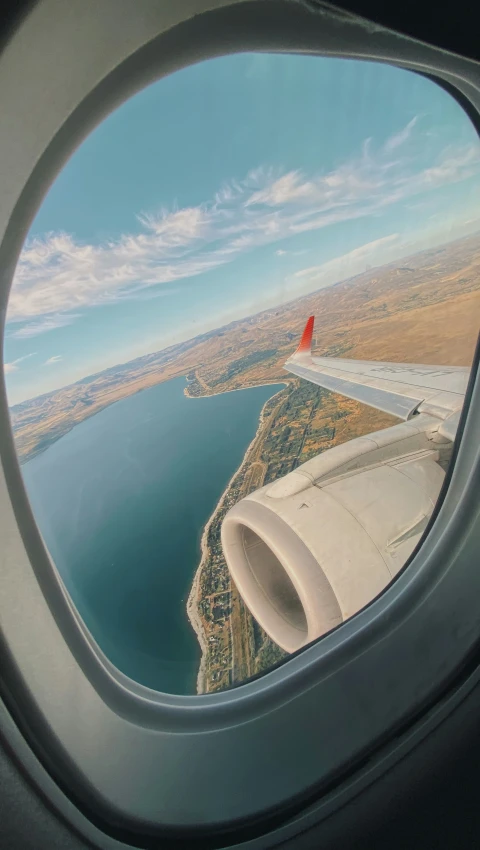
221,415,450,653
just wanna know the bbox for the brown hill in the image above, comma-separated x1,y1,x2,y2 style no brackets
10,231,480,463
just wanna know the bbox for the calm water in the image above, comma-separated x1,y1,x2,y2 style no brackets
21,377,281,695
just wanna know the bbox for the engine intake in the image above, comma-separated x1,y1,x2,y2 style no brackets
222,417,448,653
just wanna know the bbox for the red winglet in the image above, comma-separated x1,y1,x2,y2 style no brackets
294,315,315,356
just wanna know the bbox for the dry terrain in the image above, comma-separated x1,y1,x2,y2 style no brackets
9,231,480,692
11,232,480,463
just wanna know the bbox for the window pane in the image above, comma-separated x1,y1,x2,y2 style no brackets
5,55,480,694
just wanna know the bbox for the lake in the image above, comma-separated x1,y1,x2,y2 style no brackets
21,377,281,695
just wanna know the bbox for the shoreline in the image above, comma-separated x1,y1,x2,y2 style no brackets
184,379,287,400
186,381,287,694
17,372,184,466
17,374,284,465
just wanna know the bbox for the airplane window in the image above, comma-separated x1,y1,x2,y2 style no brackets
4,54,479,696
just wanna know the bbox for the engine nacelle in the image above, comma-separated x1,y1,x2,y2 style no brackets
221,415,450,653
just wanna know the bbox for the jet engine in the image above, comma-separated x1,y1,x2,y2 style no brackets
221,415,450,653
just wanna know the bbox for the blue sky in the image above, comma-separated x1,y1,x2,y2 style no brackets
5,53,480,405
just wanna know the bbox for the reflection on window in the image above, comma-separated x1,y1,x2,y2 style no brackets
4,55,480,694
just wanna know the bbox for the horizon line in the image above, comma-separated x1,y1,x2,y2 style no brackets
7,228,478,409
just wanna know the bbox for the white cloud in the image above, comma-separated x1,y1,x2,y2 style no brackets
4,353,35,374
136,206,211,244
416,144,479,189
7,119,480,337
247,171,316,206
45,355,62,365
383,116,418,153
276,248,309,257
9,314,81,339
293,234,399,288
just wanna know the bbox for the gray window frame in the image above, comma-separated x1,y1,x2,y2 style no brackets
0,1,480,846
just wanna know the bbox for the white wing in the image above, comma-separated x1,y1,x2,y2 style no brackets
285,316,469,441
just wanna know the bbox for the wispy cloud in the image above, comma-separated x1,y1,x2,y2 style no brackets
4,353,35,374
7,118,480,337
275,248,309,257
383,115,418,153
45,355,62,365
292,234,399,289
10,314,81,339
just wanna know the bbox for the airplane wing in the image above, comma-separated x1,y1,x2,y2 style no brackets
284,316,470,440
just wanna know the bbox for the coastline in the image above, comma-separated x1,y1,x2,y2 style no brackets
184,379,287,400
186,550,208,694
186,382,287,694
17,374,180,466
